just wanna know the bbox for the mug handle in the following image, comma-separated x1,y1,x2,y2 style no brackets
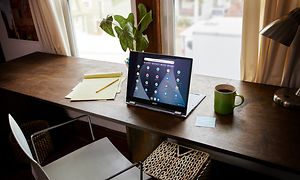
233,94,244,108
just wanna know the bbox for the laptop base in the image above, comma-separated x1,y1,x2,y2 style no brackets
127,93,205,118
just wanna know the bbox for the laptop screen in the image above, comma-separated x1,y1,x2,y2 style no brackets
126,51,193,114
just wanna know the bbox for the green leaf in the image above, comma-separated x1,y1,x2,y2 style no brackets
114,15,127,28
127,13,134,27
99,15,115,37
139,10,152,33
99,3,152,52
138,3,147,21
124,23,134,50
135,31,149,51
114,23,134,51
114,27,127,51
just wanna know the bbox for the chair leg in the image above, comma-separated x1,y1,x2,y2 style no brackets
140,161,143,180
87,115,95,141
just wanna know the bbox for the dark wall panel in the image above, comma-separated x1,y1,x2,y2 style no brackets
0,43,5,63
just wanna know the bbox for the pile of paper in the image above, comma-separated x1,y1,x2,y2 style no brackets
65,72,125,101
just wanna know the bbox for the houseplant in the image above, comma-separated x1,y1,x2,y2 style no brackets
99,3,153,55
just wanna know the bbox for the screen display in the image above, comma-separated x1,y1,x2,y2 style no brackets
126,51,193,114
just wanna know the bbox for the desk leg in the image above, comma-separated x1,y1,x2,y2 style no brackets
126,127,165,162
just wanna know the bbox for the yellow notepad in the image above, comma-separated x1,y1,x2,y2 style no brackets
69,78,120,101
65,82,82,99
66,72,126,101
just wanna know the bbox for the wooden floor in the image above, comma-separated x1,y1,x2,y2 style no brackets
3,121,279,180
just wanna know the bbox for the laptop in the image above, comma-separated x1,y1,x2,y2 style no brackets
126,51,205,118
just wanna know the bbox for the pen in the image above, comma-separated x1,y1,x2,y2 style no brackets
96,79,119,93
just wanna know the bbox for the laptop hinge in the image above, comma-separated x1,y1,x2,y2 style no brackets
129,101,136,105
174,111,182,115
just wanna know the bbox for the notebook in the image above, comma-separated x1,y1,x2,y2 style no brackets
126,51,205,118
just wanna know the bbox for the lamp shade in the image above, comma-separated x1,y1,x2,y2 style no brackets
260,8,300,46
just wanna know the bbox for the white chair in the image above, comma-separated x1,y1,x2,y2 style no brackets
8,114,150,180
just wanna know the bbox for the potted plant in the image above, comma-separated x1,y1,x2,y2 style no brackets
99,3,153,57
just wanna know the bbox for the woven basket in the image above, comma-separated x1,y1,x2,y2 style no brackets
143,141,210,180
9,120,53,164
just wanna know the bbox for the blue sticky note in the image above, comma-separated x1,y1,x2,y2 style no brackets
195,116,216,128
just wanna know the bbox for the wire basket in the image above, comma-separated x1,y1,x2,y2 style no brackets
9,120,53,164
143,141,210,180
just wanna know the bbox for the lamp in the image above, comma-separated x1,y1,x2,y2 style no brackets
260,7,300,109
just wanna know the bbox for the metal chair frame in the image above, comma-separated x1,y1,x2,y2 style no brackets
27,114,144,180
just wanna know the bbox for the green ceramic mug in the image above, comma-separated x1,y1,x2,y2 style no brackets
214,84,244,115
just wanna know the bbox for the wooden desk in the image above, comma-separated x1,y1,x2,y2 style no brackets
0,52,299,178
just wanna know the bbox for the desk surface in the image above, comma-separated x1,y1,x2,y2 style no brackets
0,52,299,174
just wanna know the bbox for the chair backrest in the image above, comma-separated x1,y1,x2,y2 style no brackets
9,114,49,180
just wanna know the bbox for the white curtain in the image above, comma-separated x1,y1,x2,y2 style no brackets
241,0,300,88
29,0,77,56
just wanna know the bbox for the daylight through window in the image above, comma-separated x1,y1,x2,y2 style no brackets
69,0,131,64
175,0,243,80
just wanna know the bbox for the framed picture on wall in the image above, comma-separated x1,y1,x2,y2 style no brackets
0,0,38,41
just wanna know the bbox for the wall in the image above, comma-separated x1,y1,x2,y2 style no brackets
0,12,42,61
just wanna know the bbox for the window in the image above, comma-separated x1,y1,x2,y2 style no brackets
69,0,132,64
174,0,244,80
